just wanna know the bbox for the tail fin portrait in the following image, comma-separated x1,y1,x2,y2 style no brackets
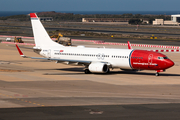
30,13,62,48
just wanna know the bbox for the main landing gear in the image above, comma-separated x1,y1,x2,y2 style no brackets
84,69,91,74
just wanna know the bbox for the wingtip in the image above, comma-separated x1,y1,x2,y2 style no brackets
127,41,132,49
15,44,25,56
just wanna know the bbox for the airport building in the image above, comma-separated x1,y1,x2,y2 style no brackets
82,18,130,22
171,14,180,23
39,17,53,21
82,18,149,25
153,14,180,26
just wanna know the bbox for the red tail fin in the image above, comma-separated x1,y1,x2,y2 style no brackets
30,13,37,18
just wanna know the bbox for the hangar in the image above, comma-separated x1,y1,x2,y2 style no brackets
171,14,180,23
153,14,180,26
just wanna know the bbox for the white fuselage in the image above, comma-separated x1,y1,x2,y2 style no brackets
40,46,133,69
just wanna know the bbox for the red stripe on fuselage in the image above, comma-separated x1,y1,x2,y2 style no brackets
130,50,174,70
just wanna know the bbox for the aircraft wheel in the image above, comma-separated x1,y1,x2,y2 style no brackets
155,72,159,76
84,69,91,74
106,68,110,73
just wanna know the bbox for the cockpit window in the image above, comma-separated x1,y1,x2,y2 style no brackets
163,57,168,59
158,56,168,60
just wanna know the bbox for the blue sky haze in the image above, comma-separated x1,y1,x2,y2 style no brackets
0,0,180,12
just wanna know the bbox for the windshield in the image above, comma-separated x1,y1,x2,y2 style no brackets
158,56,168,60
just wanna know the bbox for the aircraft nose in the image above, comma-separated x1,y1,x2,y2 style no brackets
166,59,174,68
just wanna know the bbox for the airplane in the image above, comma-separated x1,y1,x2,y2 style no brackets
16,13,174,76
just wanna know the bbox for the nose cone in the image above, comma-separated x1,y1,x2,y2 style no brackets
166,59,174,69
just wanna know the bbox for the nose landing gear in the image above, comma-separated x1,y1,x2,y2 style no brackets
155,72,159,76
155,70,165,76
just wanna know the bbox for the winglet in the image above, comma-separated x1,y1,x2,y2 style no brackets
127,41,132,49
15,44,26,58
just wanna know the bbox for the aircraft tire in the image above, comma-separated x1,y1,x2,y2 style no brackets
84,69,91,74
155,72,159,76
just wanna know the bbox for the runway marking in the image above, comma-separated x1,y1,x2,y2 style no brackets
0,92,46,107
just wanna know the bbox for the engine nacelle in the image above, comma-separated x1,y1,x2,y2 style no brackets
88,63,109,73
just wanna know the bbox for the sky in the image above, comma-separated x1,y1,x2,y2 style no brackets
0,0,180,12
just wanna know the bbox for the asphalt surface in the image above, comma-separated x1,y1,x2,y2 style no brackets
1,104,180,120
2,23,180,37
1,35,180,47
47,27,180,37
70,36,180,46
1,23,180,46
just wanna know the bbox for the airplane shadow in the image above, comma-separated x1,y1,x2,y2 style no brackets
42,67,180,76
58,67,84,72
43,67,85,75
109,71,180,76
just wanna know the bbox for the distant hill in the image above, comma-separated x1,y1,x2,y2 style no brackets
37,11,73,16
0,11,171,23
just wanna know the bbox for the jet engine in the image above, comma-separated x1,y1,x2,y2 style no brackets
88,63,109,73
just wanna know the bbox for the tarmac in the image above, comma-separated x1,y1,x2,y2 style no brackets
0,40,180,120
